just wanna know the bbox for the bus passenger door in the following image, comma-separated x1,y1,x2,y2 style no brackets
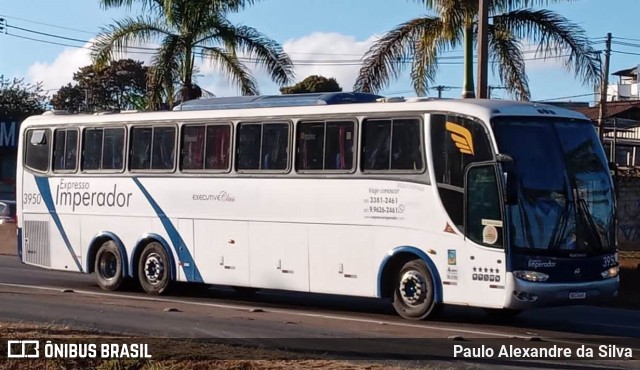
463,163,507,308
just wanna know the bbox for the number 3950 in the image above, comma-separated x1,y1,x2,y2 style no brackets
23,193,42,205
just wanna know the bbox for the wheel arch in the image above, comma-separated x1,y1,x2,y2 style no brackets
131,233,177,281
377,246,443,304
86,231,128,277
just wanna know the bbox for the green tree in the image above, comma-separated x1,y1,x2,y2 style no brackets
94,0,294,109
280,75,343,94
51,59,149,112
354,0,599,100
0,76,47,117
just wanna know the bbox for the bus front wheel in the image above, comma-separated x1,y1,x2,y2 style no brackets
138,242,172,295
392,259,439,320
94,240,125,291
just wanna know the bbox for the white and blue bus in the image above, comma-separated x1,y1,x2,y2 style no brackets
16,93,618,320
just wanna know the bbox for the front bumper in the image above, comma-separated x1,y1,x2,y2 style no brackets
504,272,619,310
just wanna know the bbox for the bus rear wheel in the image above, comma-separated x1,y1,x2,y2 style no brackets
95,240,124,291
138,242,172,295
392,259,439,320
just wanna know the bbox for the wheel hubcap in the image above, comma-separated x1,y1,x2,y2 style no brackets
144,253,164,285
399,271,427,306
99,251,118,280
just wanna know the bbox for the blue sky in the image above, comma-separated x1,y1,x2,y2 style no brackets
1,0,639,102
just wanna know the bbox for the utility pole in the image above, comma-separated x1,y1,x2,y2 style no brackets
434,85,456,98
477,0,489,99
598,32,612,142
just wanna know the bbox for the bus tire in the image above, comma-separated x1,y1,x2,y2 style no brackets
94,240,125,291
392,259,438,320
138,242,172,295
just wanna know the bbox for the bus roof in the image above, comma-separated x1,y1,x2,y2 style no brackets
21,94,589,127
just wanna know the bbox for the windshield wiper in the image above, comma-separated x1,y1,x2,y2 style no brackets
549,200,571,250
573,188,605,251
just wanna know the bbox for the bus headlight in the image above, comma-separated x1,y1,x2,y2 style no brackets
513,270,549,282
601,266,619,279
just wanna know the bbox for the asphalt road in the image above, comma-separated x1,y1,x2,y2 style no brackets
1,255,639,368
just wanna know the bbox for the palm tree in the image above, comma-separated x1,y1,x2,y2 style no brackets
353,0,600,100
93,0,294,108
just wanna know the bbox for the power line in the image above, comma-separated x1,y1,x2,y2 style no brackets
0,14,95,34
611,50,640,56
538,93,594,101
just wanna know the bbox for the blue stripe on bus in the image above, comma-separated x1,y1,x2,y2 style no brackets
34,176,84,272
132,177,203,283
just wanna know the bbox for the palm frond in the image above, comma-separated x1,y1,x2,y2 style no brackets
488,25,530,100
489,0,578,13
201,46,259,95
197,19,294,86
354,16,448,93
91,16,173,67
494,8,600,87
147,34,183,109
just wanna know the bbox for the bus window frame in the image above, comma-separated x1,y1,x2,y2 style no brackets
128,123,178,174
179,121,233,174
23,128,52,174
52,127,79,174
295,118,358,174
360,115,426,175
235,120,292,174
81,125,128,174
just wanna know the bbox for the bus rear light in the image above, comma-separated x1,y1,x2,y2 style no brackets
513,270,549,282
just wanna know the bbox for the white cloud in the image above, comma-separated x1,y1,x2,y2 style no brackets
27,45,92,92
198,32,377,97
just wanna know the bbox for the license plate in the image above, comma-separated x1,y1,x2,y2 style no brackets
569,292,586,299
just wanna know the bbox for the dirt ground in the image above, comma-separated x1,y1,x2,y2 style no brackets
0,224,16,255
0,322,394,370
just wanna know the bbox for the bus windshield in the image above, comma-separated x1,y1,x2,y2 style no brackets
491,116,615,257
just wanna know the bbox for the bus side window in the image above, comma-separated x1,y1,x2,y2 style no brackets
82,128,104,171
325,121,354,170
102,128,125,170
25,129,51,172
362,118,423,172
204,125,230,170
53,128,79,172
130,127,152,170
430,114,493,230
151,126,176,170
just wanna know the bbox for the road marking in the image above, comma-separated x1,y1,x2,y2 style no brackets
0,282,518,338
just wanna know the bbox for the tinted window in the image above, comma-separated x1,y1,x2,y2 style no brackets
181,124,230,171
25,129,51,172
236,123,289,171
130,126,176,171
82,127,124,171
53,129,78,172
296,121,354,171
102,128,125,170
362,118,423,171
82,128,104,170
151,126,176,170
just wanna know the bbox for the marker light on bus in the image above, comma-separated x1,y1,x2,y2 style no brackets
513,270,549,282
601,266,619,279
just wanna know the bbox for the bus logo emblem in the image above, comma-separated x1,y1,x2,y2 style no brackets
445,122,474,155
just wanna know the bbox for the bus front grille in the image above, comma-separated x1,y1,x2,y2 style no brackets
23,220,51,267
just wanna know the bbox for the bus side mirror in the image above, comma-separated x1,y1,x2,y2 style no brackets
497,154,518,205
609,161,619,197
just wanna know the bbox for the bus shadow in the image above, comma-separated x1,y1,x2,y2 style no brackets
161,282,640,341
